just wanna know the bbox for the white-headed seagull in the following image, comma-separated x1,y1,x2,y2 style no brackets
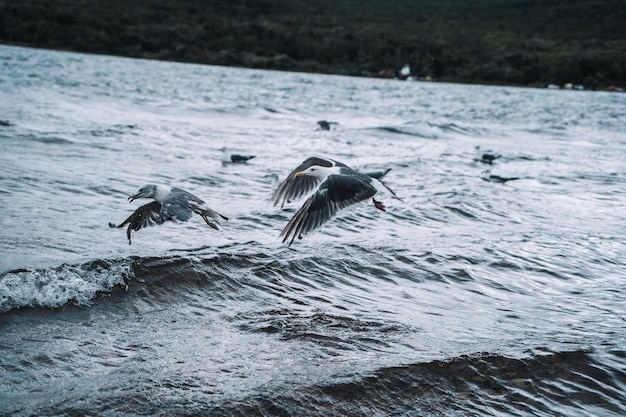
109,184,227,244
272,156,396,246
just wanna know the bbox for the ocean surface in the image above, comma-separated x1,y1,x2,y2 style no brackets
1,44,625,416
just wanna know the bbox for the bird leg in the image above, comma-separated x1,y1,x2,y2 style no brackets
200,215,219,230
373,198,386,211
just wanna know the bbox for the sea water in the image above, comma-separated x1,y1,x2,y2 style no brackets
1,45,625,416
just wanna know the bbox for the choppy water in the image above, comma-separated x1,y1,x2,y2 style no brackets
1,45,625,416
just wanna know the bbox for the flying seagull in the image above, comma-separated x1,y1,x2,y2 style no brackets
272,156,395,246
474,145,501,165
109,184,227,244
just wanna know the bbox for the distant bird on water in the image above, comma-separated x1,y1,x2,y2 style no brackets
221,147,256,163
474,145,501,165
109,184,227,244
229,154,256,163
272,156,396,246
481,172,520,184
317,120,338,130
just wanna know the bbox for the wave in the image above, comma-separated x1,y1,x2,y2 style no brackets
24,134,74,145
0,241,472,315
370,122,482,139
0,231,563,315
2,221,603,316
0,259,133,313
0,244,275,314
42,349,619,417
207,349,626,417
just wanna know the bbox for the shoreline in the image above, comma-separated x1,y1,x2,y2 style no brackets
1,0,625,92
2,42,622,93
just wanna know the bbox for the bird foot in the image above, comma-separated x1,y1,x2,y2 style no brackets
201,216,220,230
373,198,386,211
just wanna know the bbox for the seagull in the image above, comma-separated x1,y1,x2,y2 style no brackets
109,184,227,244
474,145,501,165
229,154,256,163
272,156,396,246
481,172,520,184
221,147,255,163
317,120,338,130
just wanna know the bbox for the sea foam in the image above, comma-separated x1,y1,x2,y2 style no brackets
0,259,133,313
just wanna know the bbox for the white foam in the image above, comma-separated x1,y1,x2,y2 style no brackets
0,260,133,313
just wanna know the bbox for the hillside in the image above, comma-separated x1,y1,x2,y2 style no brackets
1,0,625,88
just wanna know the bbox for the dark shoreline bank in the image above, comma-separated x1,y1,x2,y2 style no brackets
4,42,623,94
1,0,625,90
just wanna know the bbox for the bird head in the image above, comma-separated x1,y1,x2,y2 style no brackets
128,184,158,202
294,165,336,181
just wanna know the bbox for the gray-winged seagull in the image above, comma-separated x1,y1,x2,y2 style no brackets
109,184,227,244
474,145,501,165
273,156,396,246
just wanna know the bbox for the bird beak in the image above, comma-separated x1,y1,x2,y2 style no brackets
294,171,305,177
128,192,141,202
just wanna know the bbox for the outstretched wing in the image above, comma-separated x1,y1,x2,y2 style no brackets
279,172,377,245
364,168,391,180
109,200,162,244
163,188,227,228
272,156,343,208
161,189,196,222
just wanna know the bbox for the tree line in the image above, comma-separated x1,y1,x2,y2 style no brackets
1,0,624,88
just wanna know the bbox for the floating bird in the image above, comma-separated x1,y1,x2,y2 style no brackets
317,120,338,131
109,184,227,244
229,154,255,163
221,147,256,163
273,156,395,245
481,172,520,184
474,145,501,165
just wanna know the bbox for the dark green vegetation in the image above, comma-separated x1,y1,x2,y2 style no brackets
1,0,625,88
